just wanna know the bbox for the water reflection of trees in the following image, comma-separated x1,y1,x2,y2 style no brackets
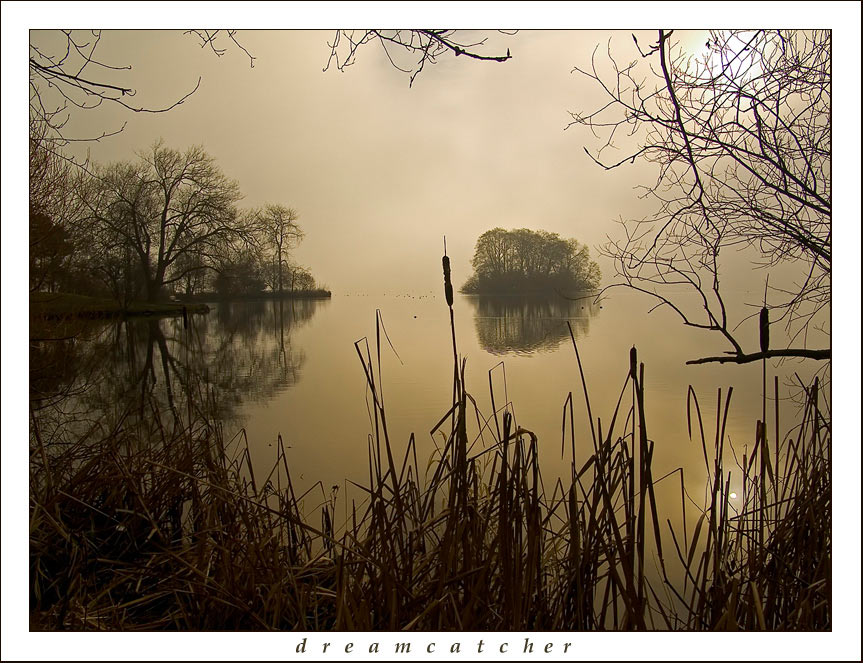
29,299,326,436
466,295,599,355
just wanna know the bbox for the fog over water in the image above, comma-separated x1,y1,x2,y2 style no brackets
17,27,844,320
31,288,823,521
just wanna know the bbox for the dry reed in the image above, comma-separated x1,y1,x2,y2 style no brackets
29,261,830,631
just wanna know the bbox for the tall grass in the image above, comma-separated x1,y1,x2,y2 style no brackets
29,266,830,631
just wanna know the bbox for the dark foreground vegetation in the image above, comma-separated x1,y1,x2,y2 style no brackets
29,297,830,631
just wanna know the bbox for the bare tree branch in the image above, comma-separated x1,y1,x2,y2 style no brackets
29,29,254,162
324,29,514,86
570,30,831,365
686,348,830,365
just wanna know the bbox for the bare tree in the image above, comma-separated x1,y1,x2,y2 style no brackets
569,30,830,365
251,205,304,296
80,142,246,302
286,264,316,293
325,29,514,86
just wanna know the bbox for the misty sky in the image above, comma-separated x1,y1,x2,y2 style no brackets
26,27,671,294
8,12,859,305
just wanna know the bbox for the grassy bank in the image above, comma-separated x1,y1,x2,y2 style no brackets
30,292,210,320
28,309,830,631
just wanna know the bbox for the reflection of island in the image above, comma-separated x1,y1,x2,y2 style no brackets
466,295,599,355
30,298,327,434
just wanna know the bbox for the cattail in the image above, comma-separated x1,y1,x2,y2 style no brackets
629,346,638,380
442,254,454,307
759,306,769,354
812,376,819,410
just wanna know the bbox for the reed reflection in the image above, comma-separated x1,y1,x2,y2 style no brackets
466,294,599,355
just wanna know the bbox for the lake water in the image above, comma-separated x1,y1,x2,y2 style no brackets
31,289,825,521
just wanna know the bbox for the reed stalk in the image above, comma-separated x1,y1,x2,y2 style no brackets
29,258,830,631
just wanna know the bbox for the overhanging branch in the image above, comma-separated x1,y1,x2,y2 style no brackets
686,348,830,365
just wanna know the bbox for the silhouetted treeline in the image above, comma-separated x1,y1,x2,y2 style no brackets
29,128,325,306
461,228,600,295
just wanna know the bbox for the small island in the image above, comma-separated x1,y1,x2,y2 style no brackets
460,227,600,295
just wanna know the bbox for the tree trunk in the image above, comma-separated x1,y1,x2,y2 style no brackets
146,267,166,303
278,255,283,296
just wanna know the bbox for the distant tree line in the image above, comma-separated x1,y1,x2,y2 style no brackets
29,130,325,304
461,228,600,295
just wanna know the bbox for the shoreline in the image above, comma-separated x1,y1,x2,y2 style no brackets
29,290,332,320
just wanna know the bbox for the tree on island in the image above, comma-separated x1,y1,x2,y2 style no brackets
461,227,600,295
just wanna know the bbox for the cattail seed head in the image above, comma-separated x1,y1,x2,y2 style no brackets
442,255,453,307
759,307,769,354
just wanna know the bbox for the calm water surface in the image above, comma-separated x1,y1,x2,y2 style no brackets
239,292,821,508
32,290,825,520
